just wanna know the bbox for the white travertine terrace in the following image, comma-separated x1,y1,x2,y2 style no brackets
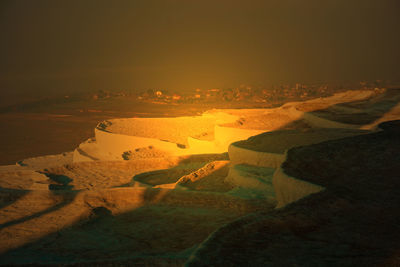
226,127,370,207
70,89,399,208
16,88,390,208
72,113,266,162
228,144,285,168
273,164,325,208
213,125,266,151
2,89,400,266
73,90,379,163
7,89,393,209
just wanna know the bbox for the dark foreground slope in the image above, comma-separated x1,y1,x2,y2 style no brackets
187,121,400,267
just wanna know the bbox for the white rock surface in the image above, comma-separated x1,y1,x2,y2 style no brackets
225,164,276,196
228,144,285,168
273,165,325,208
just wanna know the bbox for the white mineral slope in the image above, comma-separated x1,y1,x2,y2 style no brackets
302,112,361,129
16,152,73,170
74,131,186,163
213,125,266,151
0,153,74,190
0,152,73,173
187,136,224,154
100,116,218,146
209,90,377,130
206,90,379,150
129,160,230,191
2,89,400,265
73,89,386,163
224,164,276,201
0,165,28,172
0,186,267,265
226,128,374,208
0,170,269,257
0,169,50,190
129,158,278,204
288,89,376,112
273,164,325,208
0,189,89,254
0,155,210,193
229,128,370,168
174,161,233,192
41,155,226,190
228,144,285,169
73,115,225,162
361,102,400,130
294,89,400,129
0,152,269,255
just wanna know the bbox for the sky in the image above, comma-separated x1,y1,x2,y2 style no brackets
0,0,399,95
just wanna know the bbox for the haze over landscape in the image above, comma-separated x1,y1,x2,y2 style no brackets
1,0,399,97
0,1,399,266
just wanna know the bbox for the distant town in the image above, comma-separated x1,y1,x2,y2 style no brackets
90,80,393,107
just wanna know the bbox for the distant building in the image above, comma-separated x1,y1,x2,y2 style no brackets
172,94,181,100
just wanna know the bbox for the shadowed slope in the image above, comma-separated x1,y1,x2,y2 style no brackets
0,186,267,266
186,121,400,266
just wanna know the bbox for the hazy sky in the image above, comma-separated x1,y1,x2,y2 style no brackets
1,0,399,94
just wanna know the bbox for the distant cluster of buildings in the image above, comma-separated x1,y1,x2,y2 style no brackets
91,90,128,100
89,80,392,106
134,81,387,105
